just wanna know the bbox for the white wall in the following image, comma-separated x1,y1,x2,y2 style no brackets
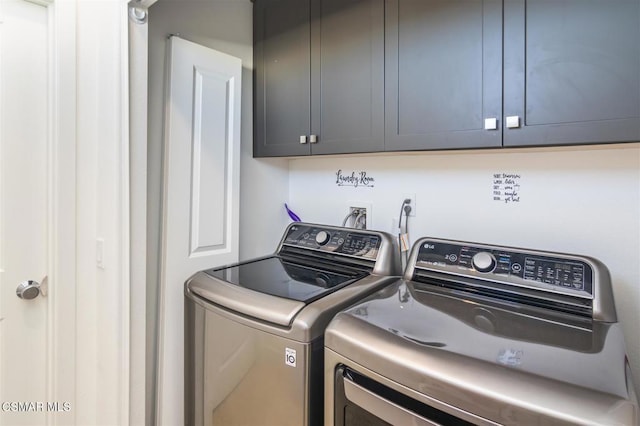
146,1,289,423
289,144,640,394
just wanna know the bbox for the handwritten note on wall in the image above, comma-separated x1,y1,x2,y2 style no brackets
493,173,522,203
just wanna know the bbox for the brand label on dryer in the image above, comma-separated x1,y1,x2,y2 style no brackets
285,348,297,367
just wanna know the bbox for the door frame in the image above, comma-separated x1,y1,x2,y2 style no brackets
127,3,148,425
127,2,158,424
44,0,78,422
42,0,132,424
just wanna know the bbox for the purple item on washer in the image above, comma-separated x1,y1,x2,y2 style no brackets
284,203,301,222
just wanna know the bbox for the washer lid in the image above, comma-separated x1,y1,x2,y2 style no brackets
192,256,367,327
206,256,367,304
327,280,631,400
188,271,308,327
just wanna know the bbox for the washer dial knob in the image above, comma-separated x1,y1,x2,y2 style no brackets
315,231,330,245
472,252,496,273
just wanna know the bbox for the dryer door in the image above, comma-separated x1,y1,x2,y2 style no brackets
334,366,477,426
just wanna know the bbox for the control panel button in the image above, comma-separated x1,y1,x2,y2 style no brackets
472,252,497,273
315,231,330,245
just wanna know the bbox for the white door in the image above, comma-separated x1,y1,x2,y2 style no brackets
0,0,50,424
156,36,242,426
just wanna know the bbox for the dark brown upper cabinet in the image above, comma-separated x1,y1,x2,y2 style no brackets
254,0,640,156
502,0,640,147
384,0,504,151
254,0,384,157
385,0,640,151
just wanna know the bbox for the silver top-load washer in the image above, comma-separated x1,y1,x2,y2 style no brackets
184,222,399,426
325,237,638,425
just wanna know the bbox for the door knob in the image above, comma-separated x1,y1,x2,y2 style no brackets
16,280,41,300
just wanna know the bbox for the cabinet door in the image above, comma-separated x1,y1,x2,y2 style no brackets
503,0,640,147
309,0,384,155
385,0,503,151
254,0,311,157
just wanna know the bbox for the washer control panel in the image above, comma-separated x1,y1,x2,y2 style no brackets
282,224,381,260
415,240,593,296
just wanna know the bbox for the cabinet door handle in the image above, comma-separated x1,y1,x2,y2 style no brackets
484,118,498,130
505,116,520,129
309,134,318,143
299,135,308,144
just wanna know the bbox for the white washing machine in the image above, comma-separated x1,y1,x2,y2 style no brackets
185,222,399,426
325,237,638,425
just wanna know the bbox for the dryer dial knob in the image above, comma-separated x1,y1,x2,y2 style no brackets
315,231,330,245
472,252,496,273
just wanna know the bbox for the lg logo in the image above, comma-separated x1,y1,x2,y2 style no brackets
424,243,435,249
285,348,297,367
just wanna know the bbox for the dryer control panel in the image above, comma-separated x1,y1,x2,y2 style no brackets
281,224,382,260
414,240,594,297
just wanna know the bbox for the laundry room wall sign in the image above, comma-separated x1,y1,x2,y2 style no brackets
493,173,522,203
335,170,375,188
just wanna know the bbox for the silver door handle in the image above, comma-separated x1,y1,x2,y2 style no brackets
505,115,520,129
299,135,307,144
309,134,318,143
484,118,498,130
16,280,41,300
